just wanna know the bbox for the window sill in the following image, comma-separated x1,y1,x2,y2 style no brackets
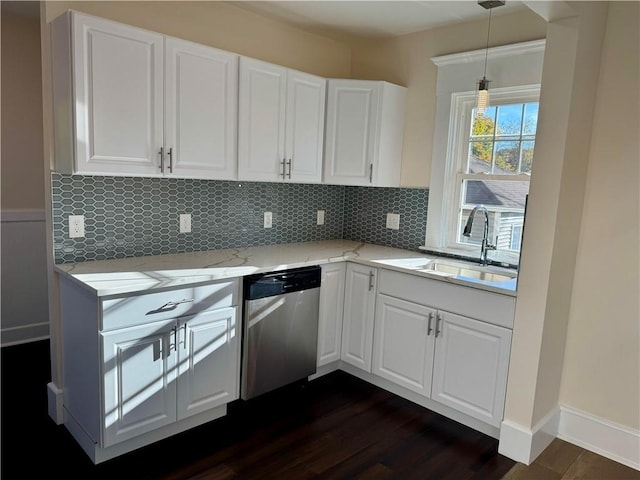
418,245,519,270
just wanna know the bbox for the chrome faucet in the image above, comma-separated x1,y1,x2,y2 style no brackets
463,205,496,266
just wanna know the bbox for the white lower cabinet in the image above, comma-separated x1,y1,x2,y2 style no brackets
431,311,511,427
340,263,377,372
372,295,436,397
102,319,178,447
60,276,240,460
317,263,346,366
368,268,515,429
102,306,239,447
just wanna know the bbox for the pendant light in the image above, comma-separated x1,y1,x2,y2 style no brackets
476,0,505,118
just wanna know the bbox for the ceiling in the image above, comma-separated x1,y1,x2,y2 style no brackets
228,1,527,39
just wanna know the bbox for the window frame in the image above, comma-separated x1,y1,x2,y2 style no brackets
433,85,540,264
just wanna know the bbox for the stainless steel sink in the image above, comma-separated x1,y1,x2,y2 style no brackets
420,261,516,283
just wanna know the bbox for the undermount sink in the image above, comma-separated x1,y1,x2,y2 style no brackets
419,261,517,283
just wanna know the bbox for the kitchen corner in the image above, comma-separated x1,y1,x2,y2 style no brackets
54,237,517,463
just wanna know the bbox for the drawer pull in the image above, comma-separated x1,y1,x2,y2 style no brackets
146,298,194,315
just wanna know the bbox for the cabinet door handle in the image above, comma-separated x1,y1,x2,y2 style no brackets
159,147,164,172
427,312,433,336
170,326,178,353
179,323,187,350
168,147,173,173
369,164,373,183
281,159,286,180
287,159,292,179
368,271,375,291
435,313,442,338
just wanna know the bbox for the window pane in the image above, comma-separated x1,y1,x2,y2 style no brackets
494,141,520,173
468,142,493,173
457,209,525,253
470,108,496,137
496,104,523,135
521,140,535,173
523,103,538,135
463,179,528,208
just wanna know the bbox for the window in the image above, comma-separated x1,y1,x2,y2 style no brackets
439,86,539,264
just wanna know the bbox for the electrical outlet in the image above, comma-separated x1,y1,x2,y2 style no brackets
386,213,400,230
264,212,272,228
69,215,85,238
179,214,191,233
317,210,325,225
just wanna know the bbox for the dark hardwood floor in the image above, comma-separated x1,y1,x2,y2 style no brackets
1,340,515,479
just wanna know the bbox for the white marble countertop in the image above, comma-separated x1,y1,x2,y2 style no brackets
54,240,518,298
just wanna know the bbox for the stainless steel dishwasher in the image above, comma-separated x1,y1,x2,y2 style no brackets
241,265,321,400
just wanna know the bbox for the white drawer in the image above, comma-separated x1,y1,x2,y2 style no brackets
101,279,239,331
378,269,515,329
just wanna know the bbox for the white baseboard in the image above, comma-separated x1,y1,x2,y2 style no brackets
500,405,639,471
48,382,64,424
558,405,640,471
499,407,560,464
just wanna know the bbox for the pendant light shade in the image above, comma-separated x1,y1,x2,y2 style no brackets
475,1,504,118
476,77,490,117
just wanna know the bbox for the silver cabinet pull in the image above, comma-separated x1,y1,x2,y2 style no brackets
435,313,442,338
281,158,286,180
368,271,375,291
170,326,178,352
146,298,194,315
287,159,292,179
159,147,164,171
168,147,173,173
427,312,433,336
369,164,373,183
179,323,187,350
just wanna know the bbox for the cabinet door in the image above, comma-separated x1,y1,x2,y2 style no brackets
431,311,512,427
324,80,380,186
72,13,164,175
317,263,346,366
238,57,287,182
285,70,326,183
372,295,436,396
341,264,377,372
165,38,238,180
177,307,239,420
101,319,177,447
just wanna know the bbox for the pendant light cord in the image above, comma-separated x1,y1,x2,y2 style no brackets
483,8,492,78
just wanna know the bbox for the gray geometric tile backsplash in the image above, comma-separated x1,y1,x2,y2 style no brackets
343,186,428,251
52,173,428,264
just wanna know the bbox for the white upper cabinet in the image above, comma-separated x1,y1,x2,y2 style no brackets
165,38,238,180
238,57,326,183
53,11,164,176
238,58,287,182
324,80,407,187
51,11,238,179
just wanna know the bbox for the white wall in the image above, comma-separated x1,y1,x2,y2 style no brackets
560,0,639,437
1,2,49,345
